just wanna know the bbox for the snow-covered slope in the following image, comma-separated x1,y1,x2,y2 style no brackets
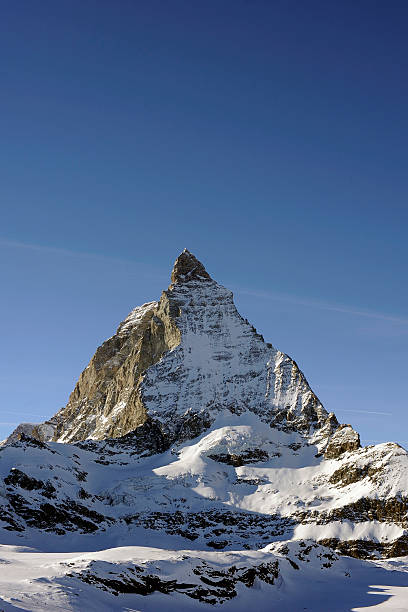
1,249,408,610
1,425,408,610
2,541,408,612
1,415,408,555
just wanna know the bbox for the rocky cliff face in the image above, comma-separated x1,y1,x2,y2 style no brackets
49,297,180,443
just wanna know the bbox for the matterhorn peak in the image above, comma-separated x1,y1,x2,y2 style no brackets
5,250,343,446
170,248,212,285
5,249,350,449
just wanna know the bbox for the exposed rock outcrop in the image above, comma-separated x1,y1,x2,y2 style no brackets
170,248,212,284
324,424,361,459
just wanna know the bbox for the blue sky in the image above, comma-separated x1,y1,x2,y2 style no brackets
1,1,407,445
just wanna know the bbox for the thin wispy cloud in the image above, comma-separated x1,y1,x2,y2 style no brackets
0,239,167,280
234,287,408,326
339,409,393,416
0,239,136,265
315,384,367,391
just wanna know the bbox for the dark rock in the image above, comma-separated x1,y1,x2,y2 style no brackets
170,249,212,285
209,448,269,466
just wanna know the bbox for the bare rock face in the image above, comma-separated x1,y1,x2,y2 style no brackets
324,424,361,459
170,248,212,284
1,421,57,447
3,422,54,445
50,296,181,443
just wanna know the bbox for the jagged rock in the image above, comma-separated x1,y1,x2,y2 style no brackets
4,468,56,496
123,510,295,548
76,417,170,457
49,298,180,442
319,535,408,559
324,424,360,459
317,496,408,526
208,448,270,466
329,464,369,487
170,248,212,284
2,422,55,446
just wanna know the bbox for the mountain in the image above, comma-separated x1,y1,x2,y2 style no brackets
1,249,408,611
12,249,338,445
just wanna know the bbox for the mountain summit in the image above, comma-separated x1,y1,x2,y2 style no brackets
170,248,213,284
1,250,408,610
11,249,345,450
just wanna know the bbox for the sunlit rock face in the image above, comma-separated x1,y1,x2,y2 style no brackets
324,424,361,459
